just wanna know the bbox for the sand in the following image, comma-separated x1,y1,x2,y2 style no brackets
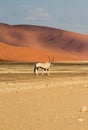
0,63,88,130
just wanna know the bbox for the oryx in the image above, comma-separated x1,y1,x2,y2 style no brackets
34,57,54,75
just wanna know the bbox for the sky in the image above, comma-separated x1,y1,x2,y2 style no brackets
0,0,88,34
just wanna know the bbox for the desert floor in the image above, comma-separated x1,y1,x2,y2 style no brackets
0,62,88,130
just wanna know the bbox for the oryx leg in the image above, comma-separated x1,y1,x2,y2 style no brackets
47,69,49,75
35,68,38,75
42,69,45,76
42,68,49,76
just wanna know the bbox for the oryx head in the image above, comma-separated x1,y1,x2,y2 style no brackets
48,56,54,66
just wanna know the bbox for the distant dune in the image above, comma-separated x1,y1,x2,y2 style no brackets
0,23,88,62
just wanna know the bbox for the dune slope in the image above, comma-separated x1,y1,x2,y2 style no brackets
0,23,88,61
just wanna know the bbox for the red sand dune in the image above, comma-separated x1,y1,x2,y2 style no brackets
0,23,88,62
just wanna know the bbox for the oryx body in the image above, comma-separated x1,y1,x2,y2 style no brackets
34,62,52,75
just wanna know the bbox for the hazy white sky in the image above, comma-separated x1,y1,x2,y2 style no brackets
0,0,88,34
